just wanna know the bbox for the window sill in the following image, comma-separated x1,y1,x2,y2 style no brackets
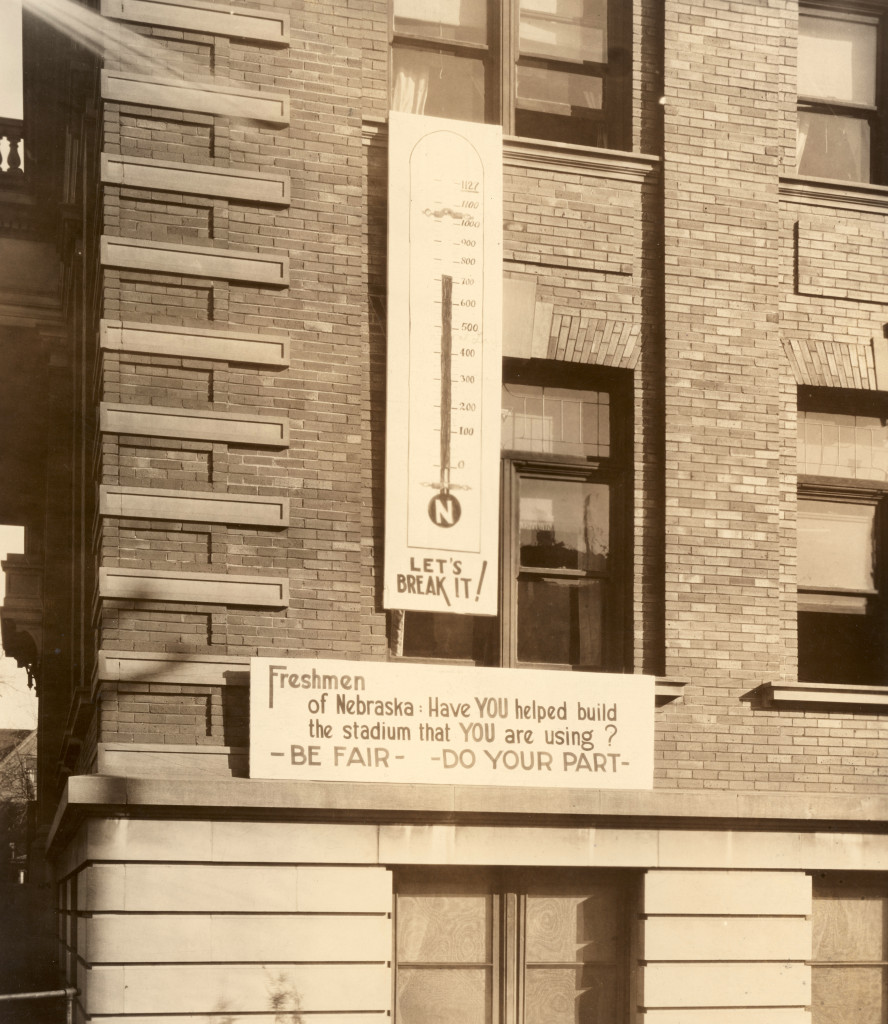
391,656,686,705
503,136,658,181
780,174,888,215
361,116,659,182
654,678,686,705
756,680,888,709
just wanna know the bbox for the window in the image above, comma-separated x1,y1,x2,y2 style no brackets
395,869,635,1024
796,5,887,184
399,362,630,671
797,390,888,685
0,0,23,121
812,875,888,1024
390,0,630,149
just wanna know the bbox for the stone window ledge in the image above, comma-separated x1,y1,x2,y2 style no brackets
655,678,686,705
780,175,888,215
362,116,659,182
391,659,685,706
756,680,888,710
502,136,658,181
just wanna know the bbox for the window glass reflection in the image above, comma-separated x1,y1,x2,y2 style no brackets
392,48,487,121
519,0,607,63
799,14,876,105
797,111,870,182
503,385,610,457
394,0,488,44
797,500,874,592
519,478,609,572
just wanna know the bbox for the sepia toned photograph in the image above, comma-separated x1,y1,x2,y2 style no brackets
0,0,886,1021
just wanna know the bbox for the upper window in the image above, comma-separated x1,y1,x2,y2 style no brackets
796,5,886,184
0,0,23,121
395,868,636,1024
390,0,631,149
398,362,630,671
797,390,888,685
812,874,888,1024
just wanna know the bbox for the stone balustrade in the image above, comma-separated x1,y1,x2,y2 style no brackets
0,118,25,182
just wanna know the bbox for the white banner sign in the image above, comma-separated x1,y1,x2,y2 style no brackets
250,658,654,790
384,111,503,615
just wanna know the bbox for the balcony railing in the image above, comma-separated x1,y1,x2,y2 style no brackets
0,117,25,184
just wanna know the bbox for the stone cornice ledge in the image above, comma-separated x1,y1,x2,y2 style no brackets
100,236,289,286
101,154,290,205
98,567,289,606
101,71,290,125
93,649,250,701
99,402,289,447
100,0,290,44
99,484,289,527
780,174,888,215
100,319,289,367
361,117,658,182
48,776,888,854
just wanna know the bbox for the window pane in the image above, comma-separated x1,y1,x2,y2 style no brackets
515,105,607,147
799,14,877,105
517,65,603,116
524,965,617,1024
519,0,607,63
394,0,488,44
813,893,887,962
398,967,492,1024
797,111,871,183
517,577,603,665
402,611,494,662
799,411,888,483
525,891,622,962
798,500,874,592
398,894,492,962
798,610,883,685
812,966,886,1024
392,47,486,121
519,478,609,572
503,385,610,458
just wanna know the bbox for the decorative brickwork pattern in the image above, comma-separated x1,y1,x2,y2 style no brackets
783,338,876,390
797,214,888,304
548,316,641,368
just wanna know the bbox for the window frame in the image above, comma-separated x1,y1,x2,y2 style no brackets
393,867,637,1024
501,359,632,674
796,1,888,185
395,361,632,672
797,388,888,687
797,482,888,686
500,451,628,674
389,0,631,150
797,482,882,613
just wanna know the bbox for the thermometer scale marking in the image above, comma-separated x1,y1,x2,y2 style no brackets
407,138,486,551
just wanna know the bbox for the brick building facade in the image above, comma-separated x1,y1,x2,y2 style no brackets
1,0,887,1021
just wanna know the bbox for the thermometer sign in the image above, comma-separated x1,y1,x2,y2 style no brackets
385,112,502,616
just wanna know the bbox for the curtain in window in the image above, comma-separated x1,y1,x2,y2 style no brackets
393,50,430,115
796,119,809,172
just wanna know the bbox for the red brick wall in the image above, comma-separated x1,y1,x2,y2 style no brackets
69,0,888,790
